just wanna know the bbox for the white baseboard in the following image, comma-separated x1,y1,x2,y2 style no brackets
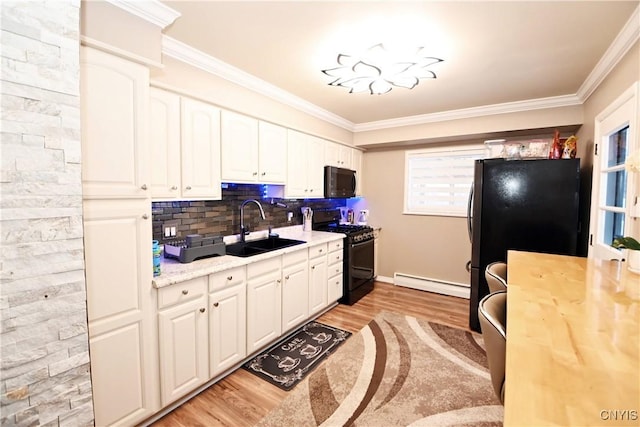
375,275,394,284
393,272,470,299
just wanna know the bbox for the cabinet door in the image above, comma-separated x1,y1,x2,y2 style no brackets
328,273,344,303
221,110,259,182
158,290,209,406
247,261,282,354
306,136,325,198
181,97,222,199
209,282,247,376
281,260,309,333
83,199,159,426
325,141,341,168
352,149,363,196
285,129,308,198
80,46,149,198
309,255,328,315
258,121,287,183
149,88,181,199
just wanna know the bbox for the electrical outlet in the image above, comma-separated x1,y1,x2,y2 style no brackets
163,221,179,238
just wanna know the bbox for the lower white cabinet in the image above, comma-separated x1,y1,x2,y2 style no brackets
247,257,283,354
209,267,247,376
327,240,344,303
281,250,309,334
309,243,328,315
158,277,209,406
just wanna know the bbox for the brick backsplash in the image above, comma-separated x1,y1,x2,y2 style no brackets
152,184,346,243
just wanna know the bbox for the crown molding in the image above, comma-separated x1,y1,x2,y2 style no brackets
105,0,181,29
353,94,582,132
577,5,640,102
162,35,355,131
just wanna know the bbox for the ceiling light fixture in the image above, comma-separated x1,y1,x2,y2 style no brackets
321,43,443,95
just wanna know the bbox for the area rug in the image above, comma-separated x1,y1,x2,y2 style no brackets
243,321,351,391
256,311,503,426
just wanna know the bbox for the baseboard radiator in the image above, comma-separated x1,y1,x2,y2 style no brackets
394,272,470,299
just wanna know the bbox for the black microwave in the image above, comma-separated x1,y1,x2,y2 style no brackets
324,166,356,198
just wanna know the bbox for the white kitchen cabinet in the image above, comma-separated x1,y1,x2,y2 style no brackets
220,112,287,184
327,240,344,303
157,277,209,406
286,130,325,198
308,243,328,315
258,121,287,183
209,267,247,376
149,87,181,198
352,148,364,196
325,141,352,169
80,46,150,199
281,250,309,334
247,257,282,354
83,198,159,426
221,110,259,182
181,97,222,199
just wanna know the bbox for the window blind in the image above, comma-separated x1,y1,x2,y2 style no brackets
404,146,484,216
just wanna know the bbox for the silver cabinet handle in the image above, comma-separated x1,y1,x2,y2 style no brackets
319,249,323,253
285,275,290,280
277,279,281,284
253,172,258,176
213,302,219,307
182,289,188,295
311,266,315,270
185,186,192,190
227,275,233,281
171,185,178,190
199,308,205,313
142,214,149,219
141,184,148,190
261,172,266,176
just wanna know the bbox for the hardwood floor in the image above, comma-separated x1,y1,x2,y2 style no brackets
150,281,469,427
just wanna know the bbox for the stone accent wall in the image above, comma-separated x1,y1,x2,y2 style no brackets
152,184,346,244
0,1,94,426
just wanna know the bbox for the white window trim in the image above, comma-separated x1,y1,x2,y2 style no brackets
403,144,484,217
588,81,639,260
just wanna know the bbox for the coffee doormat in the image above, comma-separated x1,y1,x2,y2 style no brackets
243,321,351,391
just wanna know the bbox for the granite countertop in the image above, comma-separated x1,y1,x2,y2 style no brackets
152,225,345,288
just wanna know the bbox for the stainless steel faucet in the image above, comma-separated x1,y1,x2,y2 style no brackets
240,199,266,242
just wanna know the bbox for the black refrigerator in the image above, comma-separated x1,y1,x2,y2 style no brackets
468,158,580,332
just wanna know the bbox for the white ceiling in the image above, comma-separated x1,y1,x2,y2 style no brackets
160,1,637,127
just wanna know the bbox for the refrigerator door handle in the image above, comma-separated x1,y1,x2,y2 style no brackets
467,184,474,243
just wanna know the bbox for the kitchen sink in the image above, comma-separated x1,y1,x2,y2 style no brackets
225,237,306,257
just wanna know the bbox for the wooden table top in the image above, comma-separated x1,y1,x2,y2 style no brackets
505,250,640,426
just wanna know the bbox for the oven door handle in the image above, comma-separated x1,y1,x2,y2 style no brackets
350,239,374,249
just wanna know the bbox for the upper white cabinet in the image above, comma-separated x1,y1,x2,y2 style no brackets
258,121,287,183
221,110,259,182
286,130,324,198
325,141,352,169
80,46,149,199
181,97,222,200
221,111,287,184
352,149,364,196
149,87,181,198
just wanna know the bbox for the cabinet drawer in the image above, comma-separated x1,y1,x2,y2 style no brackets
158,276,207,309
328,239,344,252
309,243,328,259
209,266,246,293
283,248,307,267
328,250,344,265
328,261,343,277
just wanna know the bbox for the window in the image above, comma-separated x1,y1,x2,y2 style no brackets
590,83,638,260
404,145,484,216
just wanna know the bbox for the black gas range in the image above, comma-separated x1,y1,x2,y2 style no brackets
312,209,375,305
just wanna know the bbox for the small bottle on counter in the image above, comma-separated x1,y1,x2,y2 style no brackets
152,240,161,276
